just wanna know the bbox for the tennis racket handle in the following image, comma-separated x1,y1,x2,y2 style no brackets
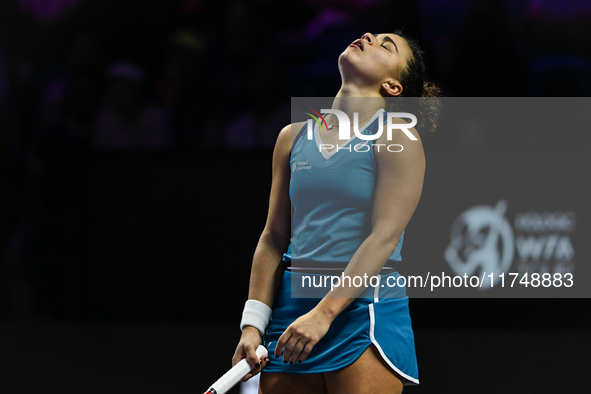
206,345,268,394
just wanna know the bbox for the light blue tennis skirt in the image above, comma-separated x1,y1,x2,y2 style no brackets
262,270,419,386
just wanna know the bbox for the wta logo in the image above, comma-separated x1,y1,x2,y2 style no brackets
444,200,514,289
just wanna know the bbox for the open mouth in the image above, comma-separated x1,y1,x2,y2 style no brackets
350,39,363,51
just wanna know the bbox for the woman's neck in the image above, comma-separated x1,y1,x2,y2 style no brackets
326,85,385,127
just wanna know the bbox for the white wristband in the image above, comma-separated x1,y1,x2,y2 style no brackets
240,299,272,337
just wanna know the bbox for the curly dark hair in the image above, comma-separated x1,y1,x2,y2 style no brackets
387,30,441,133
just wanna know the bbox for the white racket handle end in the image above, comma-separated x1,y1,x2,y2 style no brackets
206,345,268,394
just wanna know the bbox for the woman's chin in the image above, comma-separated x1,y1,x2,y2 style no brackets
338,53,361,76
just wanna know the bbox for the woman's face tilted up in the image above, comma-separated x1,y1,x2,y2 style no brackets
338,32,411,97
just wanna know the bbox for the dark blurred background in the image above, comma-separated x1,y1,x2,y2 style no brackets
0,0,590,393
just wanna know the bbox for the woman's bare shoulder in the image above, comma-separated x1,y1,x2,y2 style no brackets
276,121,307,153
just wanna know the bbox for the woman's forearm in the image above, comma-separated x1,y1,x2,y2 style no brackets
247,229,289,308
315,232,400,321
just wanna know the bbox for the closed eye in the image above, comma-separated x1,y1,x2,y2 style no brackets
375,34,399,53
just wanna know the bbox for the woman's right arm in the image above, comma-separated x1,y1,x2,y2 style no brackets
232,123,299,379
246,122,294,307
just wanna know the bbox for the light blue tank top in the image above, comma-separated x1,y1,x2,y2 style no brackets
283,108,404,264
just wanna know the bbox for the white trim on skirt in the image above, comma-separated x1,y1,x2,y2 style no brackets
368,303,420,385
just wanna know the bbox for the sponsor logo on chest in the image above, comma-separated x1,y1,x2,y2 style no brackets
292,160,313,172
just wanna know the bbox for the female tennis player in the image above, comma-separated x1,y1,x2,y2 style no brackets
233,31,439,394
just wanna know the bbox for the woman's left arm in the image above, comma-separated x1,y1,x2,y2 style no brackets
275,121,426,364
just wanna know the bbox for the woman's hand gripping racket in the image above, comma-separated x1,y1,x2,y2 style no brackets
203,344,269,394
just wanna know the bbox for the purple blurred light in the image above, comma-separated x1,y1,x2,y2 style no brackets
19,0,82,22
527,0,591,18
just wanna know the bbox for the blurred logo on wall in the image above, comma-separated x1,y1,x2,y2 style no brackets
444,200,575,290
514,210,575,276
444,200,514,288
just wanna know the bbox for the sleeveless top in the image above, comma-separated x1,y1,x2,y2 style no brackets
283,108,405,265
